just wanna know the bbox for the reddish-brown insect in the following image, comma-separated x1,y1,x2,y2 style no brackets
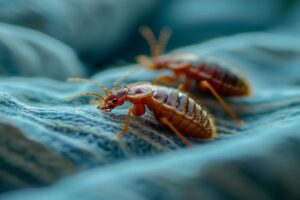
115,26,251,124
66,78,216,146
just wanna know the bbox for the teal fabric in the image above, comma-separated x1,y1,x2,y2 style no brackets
0,23,86,80
1,0,300,199
0,0,159,63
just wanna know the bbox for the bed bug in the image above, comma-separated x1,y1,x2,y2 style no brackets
66,78,216,146
115,26,251,124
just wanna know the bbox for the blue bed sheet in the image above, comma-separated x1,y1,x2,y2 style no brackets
1,0,300,199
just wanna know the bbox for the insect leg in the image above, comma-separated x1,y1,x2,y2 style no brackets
152,72,180,85
116,107,134,139
199,81,244,125
131,104,146,116
178,78,193,92
160,117,192,147
116,104,146,139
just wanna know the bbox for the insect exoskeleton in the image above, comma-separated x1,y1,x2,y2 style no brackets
115,26,251,125
66,78,216,146
149,53,251,97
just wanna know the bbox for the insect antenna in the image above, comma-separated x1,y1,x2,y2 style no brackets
113,65,142,85
158,27,172,55
67,77,110,96
139,26,160,57
65,91,106,103
114,26,171,85
113,55,156,85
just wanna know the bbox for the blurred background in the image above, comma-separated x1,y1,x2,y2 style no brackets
1,0,300,199
1,0,299,77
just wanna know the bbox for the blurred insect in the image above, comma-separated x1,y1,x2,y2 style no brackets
115,26,251,124
66,78,216,146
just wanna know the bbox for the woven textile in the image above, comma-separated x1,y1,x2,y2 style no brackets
1,0,300,199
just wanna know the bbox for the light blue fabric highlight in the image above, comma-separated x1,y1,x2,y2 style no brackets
1,0,300,199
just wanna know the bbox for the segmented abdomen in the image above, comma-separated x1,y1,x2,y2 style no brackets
147,86,216,139
189,59,250,96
